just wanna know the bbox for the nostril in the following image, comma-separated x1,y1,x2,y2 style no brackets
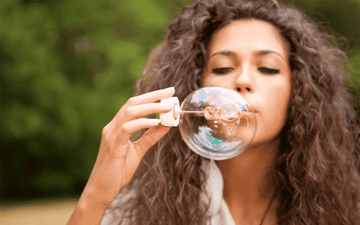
237,87,251,92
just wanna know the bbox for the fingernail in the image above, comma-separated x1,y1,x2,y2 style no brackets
164,87,175,93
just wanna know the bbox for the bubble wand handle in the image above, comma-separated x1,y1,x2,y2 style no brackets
160,96,254,127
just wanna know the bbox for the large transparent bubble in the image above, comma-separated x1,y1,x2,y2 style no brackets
179,87,257,160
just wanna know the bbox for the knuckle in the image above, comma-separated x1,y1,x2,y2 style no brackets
102,130,112,144
120,124,130,134
126,97,136,105
102,125,109,136
124,106,134,118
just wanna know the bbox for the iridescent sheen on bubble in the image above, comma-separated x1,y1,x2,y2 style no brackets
179,87,257,160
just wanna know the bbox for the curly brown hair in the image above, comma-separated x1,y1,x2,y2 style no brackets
106,0,360,224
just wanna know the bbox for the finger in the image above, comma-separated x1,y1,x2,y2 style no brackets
109,102,170,134
125,87,175,106
125,103,173,120
115,118,163,146
132,125,171,158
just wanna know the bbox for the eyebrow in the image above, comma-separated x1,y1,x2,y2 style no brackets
209,50,286,61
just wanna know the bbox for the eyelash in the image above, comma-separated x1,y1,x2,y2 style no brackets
211,67,234,75
211,67,281,75
258,67,280,75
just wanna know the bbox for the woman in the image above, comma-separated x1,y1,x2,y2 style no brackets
68,0,360,224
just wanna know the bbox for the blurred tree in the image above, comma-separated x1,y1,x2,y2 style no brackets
1,0,359,201
1,0,173,200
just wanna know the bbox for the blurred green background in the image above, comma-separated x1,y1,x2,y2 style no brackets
1,0,360,206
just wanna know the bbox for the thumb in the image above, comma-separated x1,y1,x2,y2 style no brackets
133,125,171,157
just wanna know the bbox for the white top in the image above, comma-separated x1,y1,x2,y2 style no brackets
101,159,236,225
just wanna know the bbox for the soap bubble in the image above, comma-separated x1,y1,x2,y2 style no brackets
179,87,257,160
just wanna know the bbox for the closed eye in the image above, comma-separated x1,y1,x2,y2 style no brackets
258,67,280,75
212,67,234,75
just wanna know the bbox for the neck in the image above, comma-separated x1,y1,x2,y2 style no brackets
215,137,280,224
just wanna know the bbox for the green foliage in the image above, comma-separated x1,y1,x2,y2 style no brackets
1,0,174,200
1,0,359,201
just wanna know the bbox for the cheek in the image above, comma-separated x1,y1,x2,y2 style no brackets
203,74,231,87
253,108,286,144
254,80,291,142
268,85,290,124
263,76,291,111
203,74,214,86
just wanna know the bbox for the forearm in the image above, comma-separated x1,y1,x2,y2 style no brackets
67,189,110,225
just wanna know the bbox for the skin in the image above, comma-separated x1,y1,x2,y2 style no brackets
203,19,292,225
67,88,175,225
67,18,291,225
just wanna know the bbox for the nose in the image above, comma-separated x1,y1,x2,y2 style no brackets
234,66,253,93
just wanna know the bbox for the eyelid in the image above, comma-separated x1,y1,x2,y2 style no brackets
258,67,280,75
212,67,234,75
211,66,280,75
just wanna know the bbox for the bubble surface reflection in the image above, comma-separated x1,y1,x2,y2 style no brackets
179,87,257,160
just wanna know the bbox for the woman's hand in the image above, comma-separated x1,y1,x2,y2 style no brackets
82,87,175,206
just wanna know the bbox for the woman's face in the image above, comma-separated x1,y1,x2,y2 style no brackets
203,19,292,148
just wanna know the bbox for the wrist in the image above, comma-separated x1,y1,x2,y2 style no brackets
68,189,110,225
79,186,112,210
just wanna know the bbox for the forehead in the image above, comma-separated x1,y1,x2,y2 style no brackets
208,19,289,59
